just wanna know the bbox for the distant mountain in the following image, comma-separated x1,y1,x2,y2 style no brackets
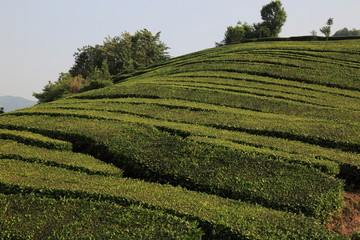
0,96,37,112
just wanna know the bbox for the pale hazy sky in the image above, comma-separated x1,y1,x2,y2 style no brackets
1,0,359,100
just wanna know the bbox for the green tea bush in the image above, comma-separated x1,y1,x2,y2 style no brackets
0,115,344,220
0,140,122,177
0,193,203,240
0,128,72,151
107,124,344,220
9,102,360,154
4,105,359,187
0,160,344,239
9,103,360,178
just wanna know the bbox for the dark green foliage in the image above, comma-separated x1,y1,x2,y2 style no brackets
0,139,122,177
33,60,113,103
338,163,360,191
34,29,170,103
0,115,345,220
107,125,344,219
0,160,344,239
82,59,113,90
32,73,72,104
216,22,254,46
334,28,360,37
352,232,360,240
69,45,104,79
0,129,72,151
260,0,287,37
218,0,287,45
252,22,272,39
0,193,203,240
70,29,170,77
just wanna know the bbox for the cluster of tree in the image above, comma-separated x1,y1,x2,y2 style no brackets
217,0,287,46
315,18,359,39
333,28,360,37
69,29,170,78
0,106,3,114
33,29,170,103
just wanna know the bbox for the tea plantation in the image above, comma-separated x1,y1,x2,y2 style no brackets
1,39,359,239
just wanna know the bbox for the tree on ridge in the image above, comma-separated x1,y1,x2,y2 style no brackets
260,0,287,37
320,18,334,40
217,0,287,45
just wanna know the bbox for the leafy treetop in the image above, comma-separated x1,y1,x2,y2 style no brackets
260,0,287,37
69,29,170,78
320,18,334,40
217,0,287,45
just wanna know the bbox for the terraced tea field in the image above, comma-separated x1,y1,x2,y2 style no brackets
1,40,359,239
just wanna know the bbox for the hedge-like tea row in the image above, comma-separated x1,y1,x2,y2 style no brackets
28,100,360,151
189,136,340,176
47,98,360,157
76,71,360,100
0,115,344,220
0,128,72,150
36,102,360,187
6,105,344,176
31,105,346,176
0,159,344,240
161,75,360,117
105,122,344,220
70,75,360,125
0,193,203,240
150,77,360,112
176,49,360,71
0,139,122,177
43,97,354,123
49,93,360,119
142,54,360,91
210,49,360,68
73,74,360,122
241,35,360,43
26,103,342,175
12,103,360,154
189,135,360,188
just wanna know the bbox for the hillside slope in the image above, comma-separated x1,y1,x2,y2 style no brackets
1,40,359,239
